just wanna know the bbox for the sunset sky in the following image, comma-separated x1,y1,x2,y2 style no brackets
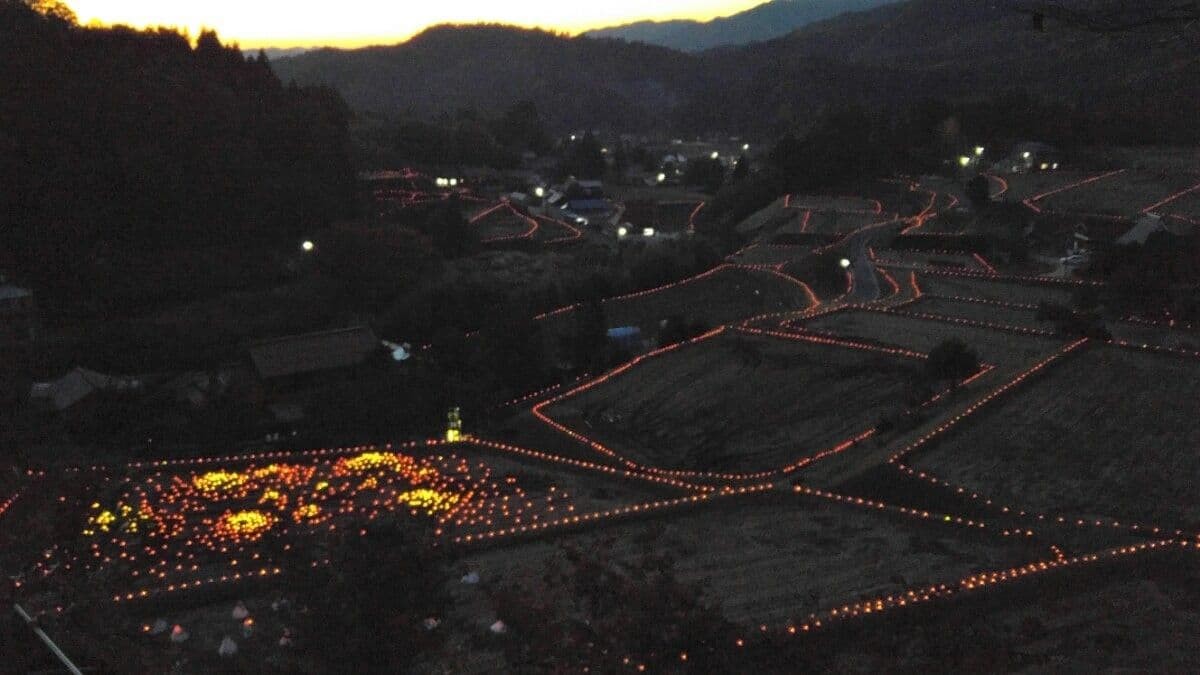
66,0,770,48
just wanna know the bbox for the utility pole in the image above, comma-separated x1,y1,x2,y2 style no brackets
13,603,84,675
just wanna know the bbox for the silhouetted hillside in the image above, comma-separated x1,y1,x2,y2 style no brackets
0,2,356,313
274,25,698,130
274,0,1198,141
585,0,901,52
689,0,1200,136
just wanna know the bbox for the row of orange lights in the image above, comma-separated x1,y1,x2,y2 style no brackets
453,484,773,545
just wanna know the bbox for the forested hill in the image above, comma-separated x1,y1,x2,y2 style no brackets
273,25,698,130
584,0,900,52
686,0,1200,138
0,1,355,313
273,0,1199,140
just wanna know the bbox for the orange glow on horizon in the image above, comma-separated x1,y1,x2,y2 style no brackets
65,0,769,49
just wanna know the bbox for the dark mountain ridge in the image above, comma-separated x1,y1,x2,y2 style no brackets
275,25,698,130
584,0,902,52
272,1,1199,138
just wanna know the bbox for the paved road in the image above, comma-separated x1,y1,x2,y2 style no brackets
848,232,881,302
842,218,906,304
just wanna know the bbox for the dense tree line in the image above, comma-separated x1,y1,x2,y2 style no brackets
354,100,554,170
0,2,356,315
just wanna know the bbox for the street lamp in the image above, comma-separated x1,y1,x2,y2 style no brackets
742,143,750,151
656,172,667,183
617,226,628,238
301,240,315,253
710,151,719,160
974,146,985,156
958,156,972,168
534,186,545,198
839,258,851,269
643,227,655,237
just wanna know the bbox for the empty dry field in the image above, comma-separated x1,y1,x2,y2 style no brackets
996,170,1100,204
734,243,812,266
917,274,1076,306
546,333,918,473
908,297,1045,332
816,550,1200,673
788,195,881,213
472,207,533,241
600,266,815,331
1035,170,1199,218
1161,190,1200,221
804,211,888,236
1110,321,1199,352
875,250,987,272
912,346,1200,528
457,497,1038,627
803,308,1063,368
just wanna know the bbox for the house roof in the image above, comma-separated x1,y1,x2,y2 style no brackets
1117,214,1165,246
248,326,380,380
31,367,143,410
567,199,610,212
0,284,32,302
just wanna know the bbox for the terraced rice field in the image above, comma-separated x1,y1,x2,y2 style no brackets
458,497,1038,626
803,308,1064,368
909,297,1045,331
1034,170,1200,219
912,346,1200,528
596,266,815,332
917,275,1075,306
547,333,917,472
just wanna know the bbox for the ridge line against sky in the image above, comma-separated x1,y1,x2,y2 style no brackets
65,0,771,49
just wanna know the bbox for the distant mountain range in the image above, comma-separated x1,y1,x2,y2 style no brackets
272,0,1199,135
244,47,312,60
584,0,902,51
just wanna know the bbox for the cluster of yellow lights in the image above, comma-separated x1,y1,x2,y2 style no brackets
292,503,321,523
214,510,276,541
397,489,460,514
334,451,411,475
50,446,579,605
192,470,249,495
82,502,150,537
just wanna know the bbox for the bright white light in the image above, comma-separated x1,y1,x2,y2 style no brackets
1040,163,1049,171
643,227,655,237
617,226,628,238
839,258,852,269
570,134,577,141
1052,163,1059,170
301,240,315,253
656,172,667,183
534,186,545,198
742,143,750,151
435,177,447,187
710,151,719,160
448,178,458,187
1022,151,1032,159
974,146,985,156
959,156,972,168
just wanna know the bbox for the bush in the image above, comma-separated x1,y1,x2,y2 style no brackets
658,315,709,346
925,339,980,382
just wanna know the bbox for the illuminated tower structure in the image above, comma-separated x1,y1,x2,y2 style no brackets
446,407,463,442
